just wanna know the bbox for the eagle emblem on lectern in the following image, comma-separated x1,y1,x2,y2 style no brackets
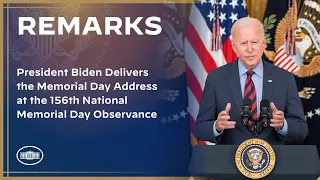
235,138,276,179
247,148,266,169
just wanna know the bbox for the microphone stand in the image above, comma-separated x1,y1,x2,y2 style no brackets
252,118,259,138
252,118,268,138
247,118,259,137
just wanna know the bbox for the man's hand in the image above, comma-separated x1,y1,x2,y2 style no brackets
215,103,236,132
270,102,284,130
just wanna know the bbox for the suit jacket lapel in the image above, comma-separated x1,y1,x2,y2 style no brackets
262,60,275,100
227,59,242,113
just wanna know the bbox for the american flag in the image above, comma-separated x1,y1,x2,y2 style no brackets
184,0,248,145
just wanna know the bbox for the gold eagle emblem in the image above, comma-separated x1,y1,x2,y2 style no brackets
264,0,320,78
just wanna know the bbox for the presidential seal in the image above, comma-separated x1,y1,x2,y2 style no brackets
235,138,276,179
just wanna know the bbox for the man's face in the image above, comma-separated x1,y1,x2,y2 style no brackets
232,23,267,69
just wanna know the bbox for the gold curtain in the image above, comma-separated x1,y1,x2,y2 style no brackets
246,0,320,22
246,0,268,22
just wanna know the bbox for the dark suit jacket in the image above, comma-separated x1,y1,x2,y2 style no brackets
194,59,308,145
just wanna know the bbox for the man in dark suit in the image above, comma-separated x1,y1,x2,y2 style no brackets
194,17,308,145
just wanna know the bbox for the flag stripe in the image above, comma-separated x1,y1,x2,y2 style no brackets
185,39,208,89
187,87,200,121
186,64,203,103
283,60,295,70
274,49,286,66
186,22,217,73
289,65,299,72
278,57,291,69
275,53,288,67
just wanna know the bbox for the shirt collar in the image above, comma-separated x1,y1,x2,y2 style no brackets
238,59,263,78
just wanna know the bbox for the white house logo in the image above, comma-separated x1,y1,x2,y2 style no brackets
16,146,43,165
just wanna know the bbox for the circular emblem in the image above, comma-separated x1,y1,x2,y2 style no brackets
235,138,276,179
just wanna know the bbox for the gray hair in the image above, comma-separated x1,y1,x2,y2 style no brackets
230,17,265,40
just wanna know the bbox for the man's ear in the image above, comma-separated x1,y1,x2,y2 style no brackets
231,43,236,52
262,37,267,49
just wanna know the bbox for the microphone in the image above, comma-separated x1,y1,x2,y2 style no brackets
259,99,270,128
241,97,252,126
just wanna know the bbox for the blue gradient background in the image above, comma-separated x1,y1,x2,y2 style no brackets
3,3,191,176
